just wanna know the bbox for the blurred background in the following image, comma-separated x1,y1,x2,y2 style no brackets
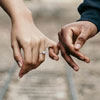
0,0,100,100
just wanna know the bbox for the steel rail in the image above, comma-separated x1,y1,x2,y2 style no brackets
0,63,78,100
0,64,17,100
66,66,78,100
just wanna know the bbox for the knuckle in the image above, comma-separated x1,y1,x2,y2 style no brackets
61,26,70,34
61,27,66,33
52,44,57,49
40,38,46,42
31,61,37,66
25,60,32,65
35,40,40,45
40,38,47,46
54,43,57,47
32,39,40,46
23,40,32,47
14,55,19,61
78,36,86,42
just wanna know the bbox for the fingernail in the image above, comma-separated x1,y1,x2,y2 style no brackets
19,74,23,78
80,56,85,60
85,59,90,63
74,67,79,71
18,62,22,67
54,57,58,61
75,44,81,50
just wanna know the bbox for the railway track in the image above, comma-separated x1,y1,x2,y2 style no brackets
0,64,17,100
0,63,78,100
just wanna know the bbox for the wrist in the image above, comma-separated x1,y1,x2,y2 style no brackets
83,21,97,34
11,8,33,24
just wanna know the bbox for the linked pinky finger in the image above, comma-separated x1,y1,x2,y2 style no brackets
48,47,59,61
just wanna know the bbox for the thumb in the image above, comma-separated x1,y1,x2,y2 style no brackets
74,32,88,50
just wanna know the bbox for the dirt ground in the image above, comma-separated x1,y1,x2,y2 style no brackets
0,0,100,100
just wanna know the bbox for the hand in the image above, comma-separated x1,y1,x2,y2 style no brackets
11,13,59,78
58,21,97,71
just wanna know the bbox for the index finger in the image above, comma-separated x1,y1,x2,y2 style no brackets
58,31,90,63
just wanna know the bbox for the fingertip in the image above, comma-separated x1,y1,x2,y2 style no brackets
19,75,23,78
53,56,59,61
50,55,58,61
49,48,56,60
18,61,23,68
85,57,90,63
79,55,90,63
74,66,80,71
86,59,90,63
19,69,23,78
75,67,80,71
19,72,23,78
56,56,59,61
19,67,25,78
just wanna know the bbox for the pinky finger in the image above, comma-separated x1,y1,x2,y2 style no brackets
49,47,59,61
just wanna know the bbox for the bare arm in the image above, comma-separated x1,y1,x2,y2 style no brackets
0,0,59,78
0,0,32,22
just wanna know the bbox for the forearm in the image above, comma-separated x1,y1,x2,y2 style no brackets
0,0,33,23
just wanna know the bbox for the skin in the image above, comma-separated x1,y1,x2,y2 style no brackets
0,0,59,78
0,0,98,75
58,21,97,71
